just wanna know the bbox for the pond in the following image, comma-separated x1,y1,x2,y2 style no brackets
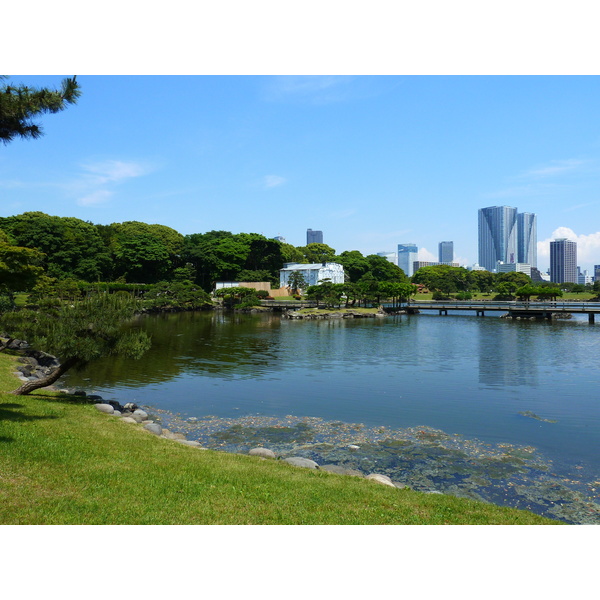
66,310,600,523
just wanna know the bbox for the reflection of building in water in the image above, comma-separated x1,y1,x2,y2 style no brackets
477,322,538,387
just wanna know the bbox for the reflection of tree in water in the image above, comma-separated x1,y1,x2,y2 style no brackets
67,311,285,388
478,319,539,387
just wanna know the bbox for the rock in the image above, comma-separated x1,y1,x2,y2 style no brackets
175,439,201,447
320,464,364,477
94,403,115,414
283,457,319,469
162,430,187,440
133,409,148,420
130,413,144,423
72,390,87,397
112,410,122,417
144,423,162,436
249,447,276,459
121,417,138,424
347,445,360,450
366,473,396,487
123,402,139,411
87,394,104,401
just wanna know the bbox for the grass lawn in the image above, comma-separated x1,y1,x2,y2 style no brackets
0,353,558,525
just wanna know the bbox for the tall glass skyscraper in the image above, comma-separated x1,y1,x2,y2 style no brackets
517,212,537,267
397,243,418,276
438,241,454,263
306,229,323,244
550,238,577,283
478,206,518,271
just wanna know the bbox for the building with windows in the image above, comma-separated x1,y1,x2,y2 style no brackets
550,238,577,284
438,241,454,263
279,262,345,289
478,206,518,271
496,262,532,277
273,235,287,244
594,265,600,282
397,243,418,277
306,229,323,244
517,212,537,267
377,252,398,265
577,268,593,285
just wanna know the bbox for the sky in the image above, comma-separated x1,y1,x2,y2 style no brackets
3,75,600,274
4,1,598,592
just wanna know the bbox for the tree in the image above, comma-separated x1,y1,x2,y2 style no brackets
1,76,81,144
0,293,151,394
287,271,308,295
298,243,336,264
0,239,44,295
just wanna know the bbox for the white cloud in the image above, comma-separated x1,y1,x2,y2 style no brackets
418,247,437,262
263,76,355,104
68,159,154,207
263,175,286,189
537,227,600,268
521,159,586,179
77,190,113,207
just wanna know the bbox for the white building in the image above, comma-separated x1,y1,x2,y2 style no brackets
377,252,398,265
279,262,345,289
496,261,532,277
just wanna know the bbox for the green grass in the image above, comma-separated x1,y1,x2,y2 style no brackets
0,353,558,524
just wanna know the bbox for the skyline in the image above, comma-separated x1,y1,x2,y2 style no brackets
2,76,600,273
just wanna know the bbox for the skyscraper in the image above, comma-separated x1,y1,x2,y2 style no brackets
306,229,323,244
550,238,577,284
595,265,600,282
478,206,517,271
438,241,454,263
397,243,418,277
517,212,537,267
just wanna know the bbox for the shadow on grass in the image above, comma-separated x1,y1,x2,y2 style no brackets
0,402,60,424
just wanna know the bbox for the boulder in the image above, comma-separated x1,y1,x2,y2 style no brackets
249,447,276,459
133,409,148,420
144,423,162,436
121,417,138,424
283,457,319,469
320,464,364,477
366,473,396,487
94,403,115,414
175,439,202,447
123,402,139,411
130,413,144,423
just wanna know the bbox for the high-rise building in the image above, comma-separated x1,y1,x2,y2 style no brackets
517,212,537,267
438,241,454,263
595,265,600,282
550,238,577,283
377,252,398,265
397,243,418,277
306,229,323,244
478,206,518,271
273,235,287,244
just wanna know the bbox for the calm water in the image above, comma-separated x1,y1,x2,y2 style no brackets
67,310,600,520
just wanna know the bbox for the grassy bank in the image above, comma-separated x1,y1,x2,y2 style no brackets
0,353,558,525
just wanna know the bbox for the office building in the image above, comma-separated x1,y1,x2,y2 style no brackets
438,241,454,263
273,235,287,244
306,229,323,244
517,212,537,267
478,206,518,271
594,265,600,282
496,262,532,277
377,252,398,265
577,268,592,285
397,243,418,277
550,239,577,284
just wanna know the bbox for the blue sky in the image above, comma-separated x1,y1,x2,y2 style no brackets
2,75,600,273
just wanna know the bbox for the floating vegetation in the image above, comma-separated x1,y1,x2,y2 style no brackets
148,407,600,524
519,410,558,423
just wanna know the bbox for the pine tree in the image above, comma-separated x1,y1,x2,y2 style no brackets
0,293,151,395
0,76,81,144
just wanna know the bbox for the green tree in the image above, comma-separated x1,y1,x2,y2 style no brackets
0,76,81,144
298,243,336,264
0,239,44,294
0,293,151,394
286,271,308,295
